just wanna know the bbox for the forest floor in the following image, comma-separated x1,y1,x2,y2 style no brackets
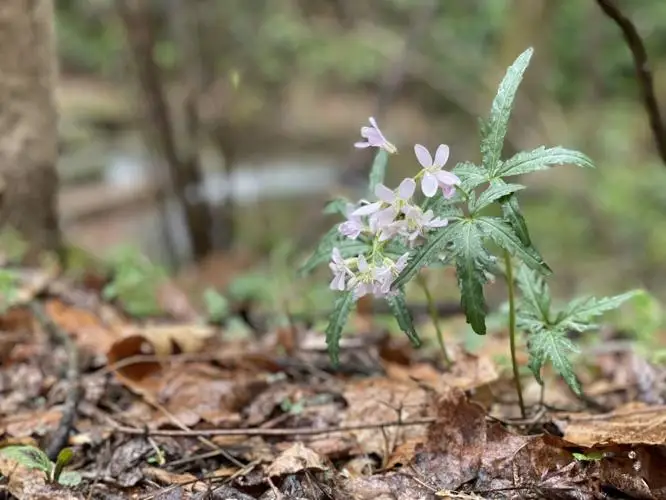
1,255,666,500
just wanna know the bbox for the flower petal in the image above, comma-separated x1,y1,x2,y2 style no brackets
414,144,433,168
368,116,379,129
332,247,343,263
434,144,450,167
398,178,416,199
421,173,438,197
354,141,370,149
375,183,395,203
357,254,369,272
441,185,456,199
435,170,461,186
352,201,382,216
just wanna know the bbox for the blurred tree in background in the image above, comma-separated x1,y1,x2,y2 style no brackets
0,0,61,263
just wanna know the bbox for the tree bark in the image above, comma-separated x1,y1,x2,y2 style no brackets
0,0,61,263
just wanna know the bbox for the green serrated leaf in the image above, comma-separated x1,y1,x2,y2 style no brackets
383,239,411,259
299,228,371,275
472,183,525,212
391,223,458,289
422,199,464,220
368,149,389,194
515,265,551,322
476,217,551,275
0,446,52,474
527,327,581,394
57,470,82,487
555,290,640,332
385,289,421,347
452,162,488,191
323,197,350,215
452,221,492,335
498,146,594,178
325,291,356,366
481,47,534,175
499,193,532,246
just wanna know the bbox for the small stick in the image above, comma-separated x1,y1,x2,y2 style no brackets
109,411,546,439
31,302,82,461
110,417,437,438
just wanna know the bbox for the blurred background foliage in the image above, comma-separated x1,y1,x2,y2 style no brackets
52,0,666,308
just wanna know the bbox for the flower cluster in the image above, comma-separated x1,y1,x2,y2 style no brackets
329,117,461,299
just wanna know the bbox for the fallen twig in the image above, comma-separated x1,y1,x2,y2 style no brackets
30,301,82,461
595,0,666,165
110,417,436,438
109,411,548,438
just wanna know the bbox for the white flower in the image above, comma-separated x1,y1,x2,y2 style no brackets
329,247,352,291
400,206,449,241
354,117,398,154
338,203,366,239
414,144,461,198
370,178,417,237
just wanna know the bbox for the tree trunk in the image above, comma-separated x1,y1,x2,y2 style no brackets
117,0,214,264
0,0,61,263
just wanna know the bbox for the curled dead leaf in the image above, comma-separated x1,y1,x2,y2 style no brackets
107,324,217,381
266,442,328,477
559,403,666,447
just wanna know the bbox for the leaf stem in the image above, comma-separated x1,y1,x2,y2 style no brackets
417,274,451,367
503,250,526,418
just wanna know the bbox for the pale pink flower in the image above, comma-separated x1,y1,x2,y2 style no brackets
354,117,397,154
370,178,416,235
338,204,365,239
400,206,449,241
414,144,460,198
329,247,351,291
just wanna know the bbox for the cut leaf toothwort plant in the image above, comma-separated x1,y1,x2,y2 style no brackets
301,47,636,415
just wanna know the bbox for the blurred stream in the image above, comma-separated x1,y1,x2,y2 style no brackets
61,138,339,263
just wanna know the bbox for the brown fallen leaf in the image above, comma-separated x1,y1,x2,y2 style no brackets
341,377,433,461
266,442,328,477
143,465,198,486
107,324,218,381
342,472,432,500
118,362,269,428
45,298,121,356
1,408,63,439
410,388,487,491
559,403,666,446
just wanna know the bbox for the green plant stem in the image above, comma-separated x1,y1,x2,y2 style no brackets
504,250,526,419
417,274,451,367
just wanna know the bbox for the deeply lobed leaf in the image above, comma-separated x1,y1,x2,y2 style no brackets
481,47,534,175
452,161,489,192
472,182,526,212
325,290,356,366
515,264,551,322
385,288,421,347
451,221,493,335
499,192,532,247
498,146,594,178
555,290,640,332
391,223,458,289
527,326,581,395
476,217,551,275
